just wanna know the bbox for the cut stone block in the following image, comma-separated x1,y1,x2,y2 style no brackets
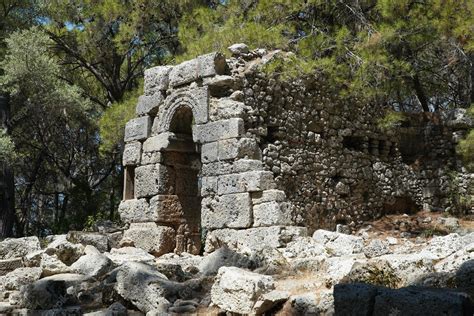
124,116,152,142
252,190,287,205
205,226,308,253
198,52,227,78
201,176,218,197
201,142,218,163
193,118,244,144
218,171,276,195
136,93,164,116
202,193,253,229
144,66,172,95
211,266,275,315
201,159,263,177
118,199,153,223
135,164,175,198
169,58,199,87
122,223,176,256
149,195,200,225
123,141,142,166
141,151,162,165
143,133,196,153
253,201,292,227
218,138,261,161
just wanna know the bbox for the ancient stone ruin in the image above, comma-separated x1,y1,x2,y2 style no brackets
119,45,473,256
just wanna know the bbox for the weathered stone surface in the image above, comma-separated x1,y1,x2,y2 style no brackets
143,132,196,153
118,198,153,223
168,58,199,87
148,195,200,224
134,164,175,197
19,273,89,309
252,189,286,205
105,247,155,265
211,266,274,314
253,201,292,227
312,230,364,256
0,267,42,291
67,231,109,253
202,193,252,229
213,98,246,119
144,66,172,95
217,171,275,195
40,253,71,276
198,52,227,78
124,116,152,142
201,176,218,196
122,223,176,256
122,141,142,166
192,118,244,144
202,137,261,163
205,226,307,253
253,290,290,314
44,234,85,265
0,236,41,259
364,239,390,258
114,262,194,313
70,246,113,278
201,159,264,177
0,258,23,276
198,247,254,276
228,43,249,55
136,93,164,117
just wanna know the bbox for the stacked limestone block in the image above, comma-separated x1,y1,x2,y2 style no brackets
119,50,305,256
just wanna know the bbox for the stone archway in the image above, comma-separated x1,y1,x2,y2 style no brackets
158,105,202,254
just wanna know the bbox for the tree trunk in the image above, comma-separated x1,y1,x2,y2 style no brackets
0,94,16,237
412,74,430,112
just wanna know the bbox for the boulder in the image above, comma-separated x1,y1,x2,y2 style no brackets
312,230,364,256
205,226,307,253
0,267,42,291
364,239,391,258
40,253,71,276
70,246,114,278
228,43,249,55
44,234,85,265
0,236,41,259
104,247,155,265
67,231,109,253
211,267,274,314
198,246,254,276
19,273,90,309
114,262,178,313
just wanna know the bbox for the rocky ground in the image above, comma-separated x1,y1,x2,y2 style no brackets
0,212,473,315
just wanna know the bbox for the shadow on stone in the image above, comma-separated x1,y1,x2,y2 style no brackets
334,260,474,316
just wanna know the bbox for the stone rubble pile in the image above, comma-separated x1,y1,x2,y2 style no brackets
0,226,472,315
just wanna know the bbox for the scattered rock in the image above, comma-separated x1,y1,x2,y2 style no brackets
0,237,41,259
211,266,274,314
228,43,249,55
364,239,390,258
40,253,71,277
67,231,109,253
0,267,42,291
44,234,85,265
104,247,155,265
312,230,364,256
70,246,114,278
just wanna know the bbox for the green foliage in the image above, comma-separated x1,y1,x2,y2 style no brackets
0,129,16,163
99,85,141,154
457,105,474,171
178,0,474,111
377,110,407,130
